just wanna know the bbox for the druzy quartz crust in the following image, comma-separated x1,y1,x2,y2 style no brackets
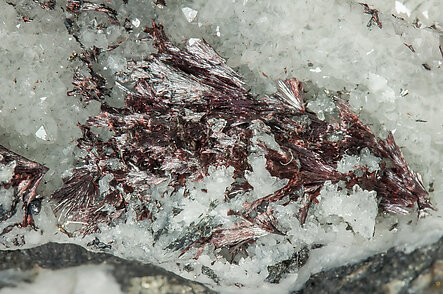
0,0,442,293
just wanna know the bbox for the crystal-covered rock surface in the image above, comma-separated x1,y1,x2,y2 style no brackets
0,0,442,293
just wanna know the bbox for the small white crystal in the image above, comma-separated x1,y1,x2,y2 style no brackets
306,94,336,120
182,7,198,23
316,182,378,239
35,125,48,141
205,165,235,202
107,55,127,72
0,161,15,183
337,148,380,173
245,155,288,198
336,154,360,173
0,187,14,211
131,18,140,28
99,174,115,196
188,38,200,46
395,1,411,17
360,148,381,173
367,73,387,93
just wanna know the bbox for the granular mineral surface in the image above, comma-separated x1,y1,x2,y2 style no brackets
0,0,442,293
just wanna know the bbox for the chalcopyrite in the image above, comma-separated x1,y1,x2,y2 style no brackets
47,22,433,286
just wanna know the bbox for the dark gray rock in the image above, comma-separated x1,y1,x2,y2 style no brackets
294,237,443,294
0,242,216,293
1,238,441,293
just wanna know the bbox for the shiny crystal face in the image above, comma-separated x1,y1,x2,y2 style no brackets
0,0,442,292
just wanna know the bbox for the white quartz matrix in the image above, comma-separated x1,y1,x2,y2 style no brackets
0,0,442,293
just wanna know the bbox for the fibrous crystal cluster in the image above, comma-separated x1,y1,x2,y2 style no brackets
0,146,47,234
1,0,442,292
52,23,433,244
18,19,435,289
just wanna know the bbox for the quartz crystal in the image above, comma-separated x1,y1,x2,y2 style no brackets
0,0,442,293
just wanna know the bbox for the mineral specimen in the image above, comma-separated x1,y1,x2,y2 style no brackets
0,145,47,237
1,0,442,292
51,22,432,259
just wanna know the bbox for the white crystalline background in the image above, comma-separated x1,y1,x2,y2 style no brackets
0,0,442,293
0,2,100,194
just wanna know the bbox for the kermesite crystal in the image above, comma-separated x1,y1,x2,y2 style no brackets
49,23,433,257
